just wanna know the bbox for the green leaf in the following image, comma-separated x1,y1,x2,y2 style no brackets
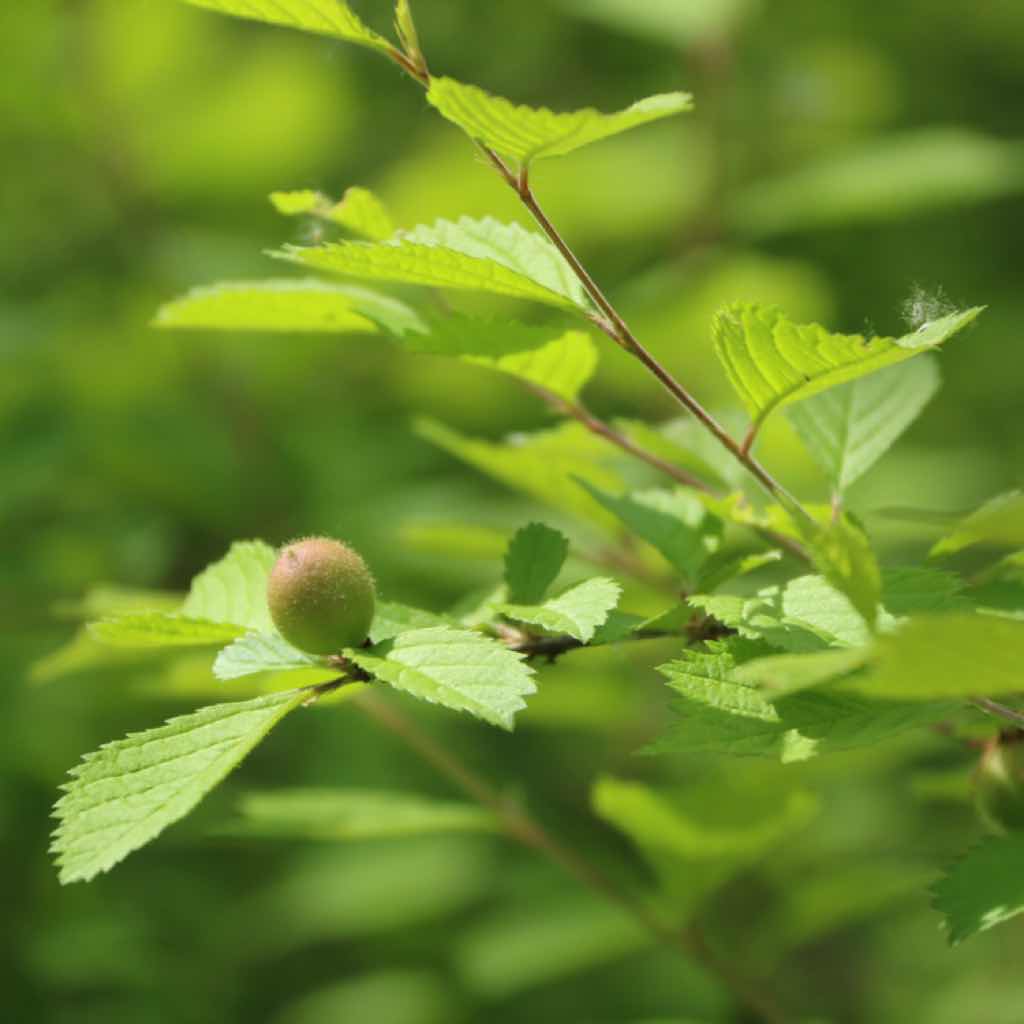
349,626,536,730
394,0,423,65
735,647,873,698
89,614,244,648
400,316,598,402
881,566,971,615
713,303,982,434
52,689,306,883
853,614,1024,699
501,577,621,643
804,514,882,628
579,481,722,580
178,0,394,54
648,643,953,762
504,523,569,604
933,836,1024,944
181,540,278,634
214,632,319,680
370,602,450,644
787,356,941,493
274,217,587,312
695,548,784,593
930,491,1024,558
426,76,692,165
416,418,628,530
271,187,396,241
153,280,384,334
222,787,497,839
593,774,817,918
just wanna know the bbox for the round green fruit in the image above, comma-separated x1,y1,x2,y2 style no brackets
973,739,1024,835
267,537,376,655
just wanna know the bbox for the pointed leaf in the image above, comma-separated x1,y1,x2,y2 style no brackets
788,355,941,493
224,787,497,839
274,217,587,312
933,836,1024,944
214,631,319,680
52,689,306,883
504,523,569,604
89,614,244,648
179,0,394,54
349,626,536,730
930,490,1024,558
713,303,981,433
579,481,722,580
181,540,278,634
501,577,621,643
427,76,692,164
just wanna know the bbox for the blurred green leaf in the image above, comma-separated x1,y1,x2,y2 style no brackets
561,0,756,47
930,491,1024,558
271,186,396,240
370,602,450,644
427,76,692,164
504,522,569,604
933,836,1024,944
214,631,319,680
788,356,941,493
805,514,883,629
350,626,536,729
53,689,305,883
90,614,243,648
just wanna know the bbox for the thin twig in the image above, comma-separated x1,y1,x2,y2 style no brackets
971,697,1024,728
351,688,788,1024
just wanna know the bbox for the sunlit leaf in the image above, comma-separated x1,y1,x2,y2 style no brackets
501,577,621,643
504,523,569,605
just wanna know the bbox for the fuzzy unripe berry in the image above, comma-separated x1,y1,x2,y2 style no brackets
267,537,376,655
973,738,1024,836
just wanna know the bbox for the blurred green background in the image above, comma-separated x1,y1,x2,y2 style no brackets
5,1,1023,1021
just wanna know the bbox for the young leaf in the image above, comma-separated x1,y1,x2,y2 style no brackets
853,614,1024,699
274,217,587,312
930,490,1024,558
223,787,497,839
178,0,394,55
154,280,382,334
400,316,598,402
426,76,692,165
416,419,628,530
271,187,395,241
214,632,320,680
52,689,306,883
932,836,1024,944
578,481,722,580
713,303,982,435
181,540,278,634
592,774,817,918
349,626,536,730
689,588,832,653
501,577,621,643
90,614,244,648
504,523,570,605
787,356,941,493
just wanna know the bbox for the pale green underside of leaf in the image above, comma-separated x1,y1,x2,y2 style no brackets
400,316,598,402
932,836,1024,944
181,540,278,634
350,626,536,730
270,186,396,241
501,577,621,643
713,303,982,431
214,631,320,680
273,217,587,312
649,646,955,762
223,787,498,839
52,690,305,883
787,355,941,493
852,614,1024,699
416,418,628,530
593,774,817,918
89,614,244,648
426,76,692,164
930,490,1024,558
579,481,721,581
153,280,382,334
178,0,393,53
504,523,569,605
